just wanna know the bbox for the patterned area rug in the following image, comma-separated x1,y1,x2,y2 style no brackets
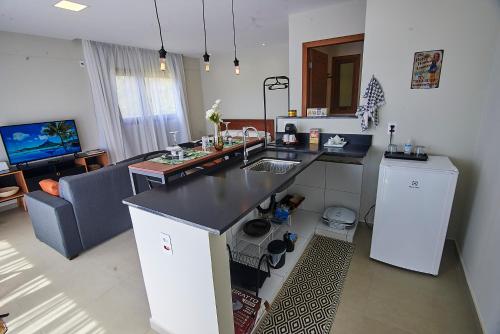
255,235,355,334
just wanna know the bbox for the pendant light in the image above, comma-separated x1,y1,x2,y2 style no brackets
231,0,239,75
153,0,167,71
201,0,210,71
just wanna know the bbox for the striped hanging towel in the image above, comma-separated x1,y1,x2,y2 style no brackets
356,75,385,131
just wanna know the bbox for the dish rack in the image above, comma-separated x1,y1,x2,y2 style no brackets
232,214,291,257
227,244,270,297
228,214,291,296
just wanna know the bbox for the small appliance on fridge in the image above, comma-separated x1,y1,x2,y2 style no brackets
370,156,458,275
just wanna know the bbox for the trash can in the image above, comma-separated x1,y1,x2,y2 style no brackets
267,240,287,269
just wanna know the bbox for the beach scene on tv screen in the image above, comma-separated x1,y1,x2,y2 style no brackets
1,121,81,164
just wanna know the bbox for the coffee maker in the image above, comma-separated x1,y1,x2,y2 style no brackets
283,123,298,145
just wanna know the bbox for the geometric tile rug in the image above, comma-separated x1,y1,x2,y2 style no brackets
254,235,355,334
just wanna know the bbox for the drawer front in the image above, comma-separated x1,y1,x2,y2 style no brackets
288,185,325,213
325,162,363,194
294,161,326,188
324,189,361,215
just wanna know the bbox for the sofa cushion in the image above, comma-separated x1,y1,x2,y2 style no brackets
39,179,60,196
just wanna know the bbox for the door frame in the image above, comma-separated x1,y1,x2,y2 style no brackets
301,33,364,117
330,54,361,115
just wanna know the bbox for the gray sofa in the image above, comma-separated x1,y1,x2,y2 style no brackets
25,154,153,259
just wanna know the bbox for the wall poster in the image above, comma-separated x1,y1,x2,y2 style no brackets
411,50,444,89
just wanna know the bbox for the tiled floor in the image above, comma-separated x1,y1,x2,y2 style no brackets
0,208,481,334
0,208,152,334
332,223,482,334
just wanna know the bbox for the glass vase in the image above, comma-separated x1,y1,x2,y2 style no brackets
213,123,224,151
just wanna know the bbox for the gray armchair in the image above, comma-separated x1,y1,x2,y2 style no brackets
25,156,149,259
25,191,82,259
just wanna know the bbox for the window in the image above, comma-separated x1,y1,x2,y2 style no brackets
115,75,177,119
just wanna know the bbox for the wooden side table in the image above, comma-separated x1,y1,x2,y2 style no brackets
74,152,110,172
0,170,29,210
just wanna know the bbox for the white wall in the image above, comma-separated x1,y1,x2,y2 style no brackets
288,0,367,113
458,28,500,334
0,31,205,163
0,31,99,162
288,0,500,238
200,44,289,133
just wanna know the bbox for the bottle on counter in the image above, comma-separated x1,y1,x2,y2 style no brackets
404,139,413,155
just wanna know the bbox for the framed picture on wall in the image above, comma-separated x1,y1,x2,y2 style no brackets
410,49,444,89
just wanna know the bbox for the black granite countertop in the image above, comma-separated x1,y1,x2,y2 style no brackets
267,142,370,158
269,132,372,158
123,149,321,235
123,133,371,235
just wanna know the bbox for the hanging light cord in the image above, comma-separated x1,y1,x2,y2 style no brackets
153,0,164,48
231,0,237,60
202,0,208,54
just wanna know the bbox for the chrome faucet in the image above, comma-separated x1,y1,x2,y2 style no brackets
242,126,261,165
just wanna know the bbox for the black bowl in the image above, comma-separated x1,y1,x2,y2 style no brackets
243,219,271,237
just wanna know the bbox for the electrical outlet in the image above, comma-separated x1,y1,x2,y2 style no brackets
160,233,173,255
387,123,397,135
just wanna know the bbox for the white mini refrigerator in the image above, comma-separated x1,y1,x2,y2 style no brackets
370,156,458,275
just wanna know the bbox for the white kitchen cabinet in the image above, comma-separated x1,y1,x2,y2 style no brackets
288,184,325,213
288,158,364,217
295,161,326,188
325,162,363,194
324,189,361,213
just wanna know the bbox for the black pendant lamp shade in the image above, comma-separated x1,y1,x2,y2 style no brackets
234,58,240,75
203,52,210,72
153,0,167,71
159,46,167,71
231,0,239,75
202,0,210,71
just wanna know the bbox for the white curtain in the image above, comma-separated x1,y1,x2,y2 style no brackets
82,40,191,162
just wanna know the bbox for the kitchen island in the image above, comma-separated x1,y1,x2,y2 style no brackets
123,138,371,334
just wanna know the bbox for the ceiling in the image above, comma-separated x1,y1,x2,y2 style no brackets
0,0,335,56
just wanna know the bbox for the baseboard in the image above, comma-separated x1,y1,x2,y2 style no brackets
453,240,486,334
150,318,170,334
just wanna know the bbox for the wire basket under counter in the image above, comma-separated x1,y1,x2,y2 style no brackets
230,215,291,256
226,213,292,296
227,244,270,297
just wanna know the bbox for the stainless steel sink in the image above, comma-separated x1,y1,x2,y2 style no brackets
243,158,300,175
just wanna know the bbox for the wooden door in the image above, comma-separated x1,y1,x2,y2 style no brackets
307,49,328,108
331,54,361,115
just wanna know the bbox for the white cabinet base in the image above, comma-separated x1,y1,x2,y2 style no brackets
288,184,325,213
129,207,234,334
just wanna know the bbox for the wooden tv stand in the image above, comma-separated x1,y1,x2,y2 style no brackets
0,151,109,211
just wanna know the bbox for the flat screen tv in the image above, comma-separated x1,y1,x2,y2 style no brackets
0,120,82,165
